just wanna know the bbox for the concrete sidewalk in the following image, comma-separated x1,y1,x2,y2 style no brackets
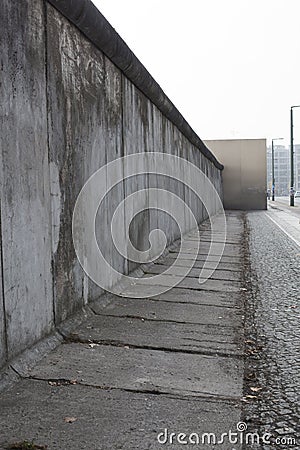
268,196,300,218
267,200,300,247
0,212,246,450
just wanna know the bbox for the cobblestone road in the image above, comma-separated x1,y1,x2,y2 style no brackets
243,211,300,449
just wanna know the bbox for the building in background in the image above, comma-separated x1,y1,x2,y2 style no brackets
266,144,300,196
205,139,267,210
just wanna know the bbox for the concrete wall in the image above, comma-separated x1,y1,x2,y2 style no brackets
0,0,54,367
205,139,267,210
0,0,223,371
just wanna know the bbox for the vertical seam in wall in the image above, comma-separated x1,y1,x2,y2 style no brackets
44,0,56,326
120,73,128,275
0,199,8,361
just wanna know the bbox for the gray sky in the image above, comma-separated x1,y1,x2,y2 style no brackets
94,0,300,147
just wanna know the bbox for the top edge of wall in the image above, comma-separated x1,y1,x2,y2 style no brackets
46,0,224,171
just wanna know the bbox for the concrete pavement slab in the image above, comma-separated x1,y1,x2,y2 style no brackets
90,295,243,326
143,264,241,281
118,276,241,297
190,234,242,238
184,237,242,245
155,258,242,272
169,244,241,258
151,288,242,307
0,380,242,450
67,315,243,357
163,252,242,263
28,343,243,399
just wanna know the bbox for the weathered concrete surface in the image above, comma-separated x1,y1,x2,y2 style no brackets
156,257,242,272
144,264,241,281
46,4,124,321
164,252,241,263
0,0,223,372
118,277,241,297
0,0,53,360
169,242,242,257
90,296,243,326
0,212,245,449
0,381,241,450
29,343,242,398
0,221,6,368
152,287,242,307
45,1,224,325
67,315,243,357
122,76,153,273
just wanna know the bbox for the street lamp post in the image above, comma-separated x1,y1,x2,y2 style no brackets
290,105,300,206
271,138,283,201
